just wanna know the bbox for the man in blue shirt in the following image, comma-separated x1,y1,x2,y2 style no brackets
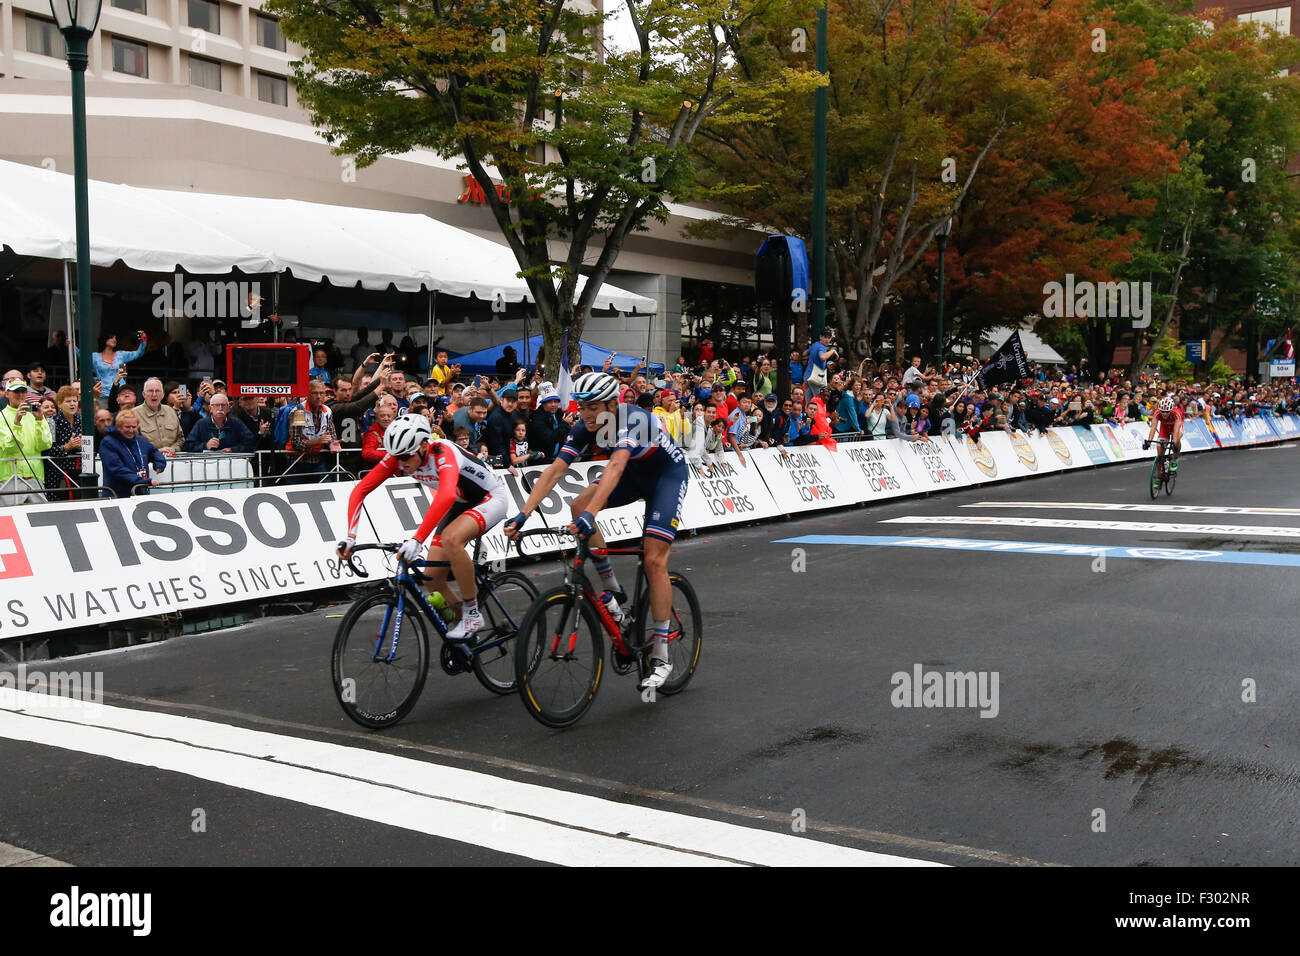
804,330,839,401
182,393,256,453
789,350,805,387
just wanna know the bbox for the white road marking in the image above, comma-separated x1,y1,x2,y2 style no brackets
881,516,1300,538
965,501,1300,517
0,690,939,867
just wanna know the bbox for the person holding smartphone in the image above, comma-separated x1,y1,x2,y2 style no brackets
92,329,148,399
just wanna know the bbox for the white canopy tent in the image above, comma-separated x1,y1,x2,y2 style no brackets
980,325,1067,365
0,157,655,312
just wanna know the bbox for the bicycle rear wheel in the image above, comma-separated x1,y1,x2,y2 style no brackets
332,593,429,729
514,586,605,729
632,572,703,695
472,571,538,695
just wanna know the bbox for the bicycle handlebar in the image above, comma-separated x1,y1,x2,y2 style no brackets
335,542,434,581
510,527,582,560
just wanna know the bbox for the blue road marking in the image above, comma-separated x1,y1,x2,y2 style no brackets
775,534,1300,568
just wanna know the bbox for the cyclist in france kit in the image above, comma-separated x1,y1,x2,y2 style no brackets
338,415,506,641
504,372,688,690
1143,394,1183,472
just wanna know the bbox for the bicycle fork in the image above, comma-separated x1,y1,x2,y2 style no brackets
376,597,403,663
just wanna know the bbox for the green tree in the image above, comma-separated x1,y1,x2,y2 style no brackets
266,0,820,378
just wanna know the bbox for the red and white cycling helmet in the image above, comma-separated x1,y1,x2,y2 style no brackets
1158,395,1176,412
383,414,433,457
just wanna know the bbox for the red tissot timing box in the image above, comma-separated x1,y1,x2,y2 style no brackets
226,343,312,398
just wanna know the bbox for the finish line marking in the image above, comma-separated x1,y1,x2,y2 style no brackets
964,501,1300,517
880,515,1300,539
776,534,1300,567
0,690,933,868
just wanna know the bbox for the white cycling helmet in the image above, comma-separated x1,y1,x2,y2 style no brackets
383,414,433,457
1158,395,1176,412
571,372,620,403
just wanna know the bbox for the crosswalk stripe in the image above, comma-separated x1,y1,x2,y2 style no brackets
775,534,1300,567
0,690,939,868
964,501,1300,517
881,516,1300,538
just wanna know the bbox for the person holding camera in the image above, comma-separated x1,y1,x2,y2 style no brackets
804,329,839,401
1,379,53,505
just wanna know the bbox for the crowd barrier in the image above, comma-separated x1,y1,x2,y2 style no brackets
3,415,1298,640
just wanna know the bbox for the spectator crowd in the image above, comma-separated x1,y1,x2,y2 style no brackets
4,323,1300,505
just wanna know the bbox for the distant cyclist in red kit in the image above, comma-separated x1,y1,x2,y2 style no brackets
1143,394,1183,473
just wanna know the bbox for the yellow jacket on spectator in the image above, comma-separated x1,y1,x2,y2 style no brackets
655,405,688,446
0,404,53,481
429,363,456,397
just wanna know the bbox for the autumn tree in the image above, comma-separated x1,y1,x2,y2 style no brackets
940,0,1185,372
265,0,821,378
691,0,1034,366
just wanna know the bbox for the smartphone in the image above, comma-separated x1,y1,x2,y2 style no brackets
178,384,188,398
474,375,482,387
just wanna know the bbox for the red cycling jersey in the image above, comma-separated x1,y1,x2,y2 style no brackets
1154,406,1183,438
345,439,504,544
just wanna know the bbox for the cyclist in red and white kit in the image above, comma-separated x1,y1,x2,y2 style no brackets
1143,394,1183,473
337,415,506,641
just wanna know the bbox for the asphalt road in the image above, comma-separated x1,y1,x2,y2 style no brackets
3,442,1299,866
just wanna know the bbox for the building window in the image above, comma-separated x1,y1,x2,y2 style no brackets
111,0,147,13
1239,6,1292,35
188,0,220,35
189,55,221,91
255,14,286,52
25,16,65,58
257,72,288,106
112,37,149,77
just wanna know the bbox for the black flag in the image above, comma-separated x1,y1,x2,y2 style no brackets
976,331,1031,389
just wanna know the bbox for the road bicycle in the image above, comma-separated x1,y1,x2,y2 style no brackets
511,528,702,729
332,539,538,729
1148,437,1177,499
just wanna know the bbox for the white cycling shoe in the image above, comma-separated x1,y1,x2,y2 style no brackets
446,611,484,643
639,658,673,691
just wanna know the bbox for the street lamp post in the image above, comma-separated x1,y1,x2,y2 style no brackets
935,215,952,369
811,2,828,340
50,0,103,496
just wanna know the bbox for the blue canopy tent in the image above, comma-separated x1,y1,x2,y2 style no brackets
450,334,664,376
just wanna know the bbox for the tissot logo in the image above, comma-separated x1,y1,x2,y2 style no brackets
0,516,33,579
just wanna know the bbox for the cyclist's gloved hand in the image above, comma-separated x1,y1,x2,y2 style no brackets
398,538,424,563
572,510,597,540
1142,439,1150,450
505,512,527,534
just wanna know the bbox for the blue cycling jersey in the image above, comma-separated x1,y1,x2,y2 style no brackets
558,404,685,473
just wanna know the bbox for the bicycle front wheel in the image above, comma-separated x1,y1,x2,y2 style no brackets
472,571,539,695
332,594,430,729
1148,457,1161,499
632,572,703,695
1165,463,1176,496
515,586,605,729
